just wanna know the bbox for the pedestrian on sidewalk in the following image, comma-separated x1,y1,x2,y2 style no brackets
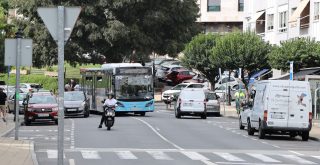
0,87,7,122
234,90,245,114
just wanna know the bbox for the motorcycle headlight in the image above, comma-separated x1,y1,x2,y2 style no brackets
145,101,154,107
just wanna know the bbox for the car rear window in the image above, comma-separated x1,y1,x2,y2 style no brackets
187,84,204,88
206,93,217,100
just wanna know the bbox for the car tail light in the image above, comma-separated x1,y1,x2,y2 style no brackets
309,112,312,123
263,110,268,121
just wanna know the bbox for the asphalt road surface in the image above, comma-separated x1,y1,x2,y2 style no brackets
6,102,320,165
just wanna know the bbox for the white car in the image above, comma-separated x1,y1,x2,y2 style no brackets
161,83,206,104
174,88,207,119
239,103,253,130
214,83,246,101
20,83,43,93
156,65,183,81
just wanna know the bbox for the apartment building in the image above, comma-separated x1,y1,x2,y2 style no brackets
244,0,320,45
197,0,244,33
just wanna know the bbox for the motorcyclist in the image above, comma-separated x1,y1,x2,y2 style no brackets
98,93,117,128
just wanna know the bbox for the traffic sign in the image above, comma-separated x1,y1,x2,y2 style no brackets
4,39,33,66
37,7,81,42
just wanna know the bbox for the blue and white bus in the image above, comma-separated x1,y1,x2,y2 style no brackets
80,63,154,115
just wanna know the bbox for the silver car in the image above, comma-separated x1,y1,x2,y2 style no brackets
64,91,90,118
205,92,221,116
8,93,28,114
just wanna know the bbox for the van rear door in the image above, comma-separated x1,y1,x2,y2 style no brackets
287,81,310,129
267,81,290,128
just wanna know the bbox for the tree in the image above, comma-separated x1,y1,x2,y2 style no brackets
213,31,271,89
9,0,201,67
268,38,320,72
181,33,224,89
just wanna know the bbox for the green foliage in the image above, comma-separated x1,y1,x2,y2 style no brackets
0,74,58,90
213,31,271,87
182,33,221,86
268,38,320,71
9,0,200,67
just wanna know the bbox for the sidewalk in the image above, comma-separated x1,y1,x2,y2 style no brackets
0,114,38,165
221,105,320,141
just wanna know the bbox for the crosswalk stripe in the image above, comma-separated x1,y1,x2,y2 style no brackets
282,155,316,164
247,153,280,163
312,156,320,160
116,151,138,160
147,151,172,160
47,150,65,159
181,151,209,160
213,152,244,162
81,151,101,159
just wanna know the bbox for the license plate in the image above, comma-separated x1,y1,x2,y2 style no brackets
183,103,192,106
271,114,285,119
38,114,49,117
67,109,77,112
107,117,112,120
131,107,142,111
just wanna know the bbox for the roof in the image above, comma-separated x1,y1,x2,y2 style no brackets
289,0,310,23
101,63,142,69
270,67,320,80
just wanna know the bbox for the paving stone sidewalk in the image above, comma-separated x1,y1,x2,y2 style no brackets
0,114,38,165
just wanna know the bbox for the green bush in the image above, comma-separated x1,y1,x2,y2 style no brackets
0,74,58,90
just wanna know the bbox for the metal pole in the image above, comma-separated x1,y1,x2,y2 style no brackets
57,6,65,165
14,29,22,140
315,88,320,119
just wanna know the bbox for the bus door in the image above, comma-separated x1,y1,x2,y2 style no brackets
95,74,107,113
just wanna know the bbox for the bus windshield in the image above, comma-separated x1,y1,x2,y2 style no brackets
115,75,153,100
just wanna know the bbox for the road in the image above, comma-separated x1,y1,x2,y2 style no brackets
6,102,320,165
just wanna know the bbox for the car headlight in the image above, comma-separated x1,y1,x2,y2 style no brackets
78,103,85,110
52,107,59,112
145,101,153,107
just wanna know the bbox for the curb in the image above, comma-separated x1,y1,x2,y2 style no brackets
30,141,39,165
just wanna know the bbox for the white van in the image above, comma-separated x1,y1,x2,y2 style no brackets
247,80,312,141
175,88,207,119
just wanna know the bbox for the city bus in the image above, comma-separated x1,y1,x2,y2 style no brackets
80,63,154,115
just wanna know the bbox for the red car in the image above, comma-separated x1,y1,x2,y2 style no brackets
166,70,196,86
23,93,59,125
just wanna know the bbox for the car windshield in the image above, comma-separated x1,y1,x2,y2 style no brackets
172,84,187,90
187,84,204,88
29,95,57,104
64,92,85,101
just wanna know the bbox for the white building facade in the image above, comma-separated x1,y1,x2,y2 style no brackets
244,0,320,45
197,0,244,33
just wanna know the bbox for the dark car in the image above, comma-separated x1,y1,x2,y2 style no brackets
64,91,90,118
23,93,58,125
166,70,196,86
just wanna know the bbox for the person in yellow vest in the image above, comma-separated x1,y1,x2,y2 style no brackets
235,90,245,114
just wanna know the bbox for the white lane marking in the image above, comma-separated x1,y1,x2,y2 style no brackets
271,145,280,148
282,155,316,164
200,160,218,165
132,117,184,150
288,150,304,156
116,151,138,160
251,138,257,141
47,150,65,159
261,141,268,144
181,151,209,160
81,150,101,159
69,159,75,165
213,152,244,162
242,135,248,138
70,119,75,149
312,156,320,159
216,162,294,165
147,151,172,160
247,153,280,163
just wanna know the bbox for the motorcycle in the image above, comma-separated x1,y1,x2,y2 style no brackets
102,103,116,130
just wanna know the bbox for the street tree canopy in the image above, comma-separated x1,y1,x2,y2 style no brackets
181,33,222,88
9,0,201,67
212,31,271,88
268,38,320,72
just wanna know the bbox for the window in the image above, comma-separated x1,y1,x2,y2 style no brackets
315,2,320,21
208,0,221,12
267,14,274,31
279,11,288,32
238,0,244,11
